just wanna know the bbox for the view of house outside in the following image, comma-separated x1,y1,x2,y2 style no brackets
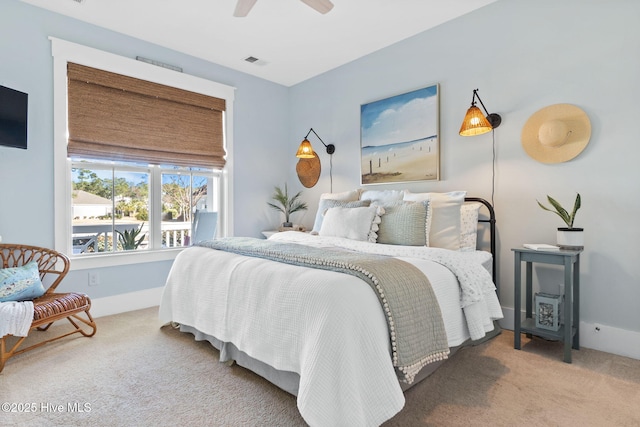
71,161,211,255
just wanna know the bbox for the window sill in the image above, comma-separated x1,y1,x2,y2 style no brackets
69,247,183,270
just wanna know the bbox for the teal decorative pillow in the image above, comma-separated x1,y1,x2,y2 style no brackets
376,201,429,246
0,261,46,302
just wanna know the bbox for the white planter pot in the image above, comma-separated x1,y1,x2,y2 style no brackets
557,228,584,250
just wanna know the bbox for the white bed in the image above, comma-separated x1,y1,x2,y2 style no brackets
159,192,503,426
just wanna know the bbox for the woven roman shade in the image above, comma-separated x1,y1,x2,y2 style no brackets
67,62,226,168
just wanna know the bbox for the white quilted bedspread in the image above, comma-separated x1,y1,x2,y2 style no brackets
159,232,503,426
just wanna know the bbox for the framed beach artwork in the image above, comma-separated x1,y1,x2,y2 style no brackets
360,84,439,184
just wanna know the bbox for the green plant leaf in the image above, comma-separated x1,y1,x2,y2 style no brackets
116,223,146,250
569,193,581,228
268,184,308,222
537,193,581,229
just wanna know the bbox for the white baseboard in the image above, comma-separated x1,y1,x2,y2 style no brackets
90,287,164,318
500,307,640,360
579,321,640,360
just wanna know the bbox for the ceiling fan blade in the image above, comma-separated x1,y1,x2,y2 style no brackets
300,0,334,14
234,0,258,17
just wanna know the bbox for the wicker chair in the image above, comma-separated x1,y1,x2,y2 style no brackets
0,244,96,372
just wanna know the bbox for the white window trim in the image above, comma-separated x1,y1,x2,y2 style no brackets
51,37,235,270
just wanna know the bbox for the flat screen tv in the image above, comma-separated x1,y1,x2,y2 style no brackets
0,85,28,150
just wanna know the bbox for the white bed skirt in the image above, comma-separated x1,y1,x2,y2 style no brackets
175,323,500,395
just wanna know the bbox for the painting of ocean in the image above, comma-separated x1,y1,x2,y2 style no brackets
361,84,439,184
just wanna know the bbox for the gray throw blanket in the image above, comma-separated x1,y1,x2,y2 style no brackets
196,237,450,383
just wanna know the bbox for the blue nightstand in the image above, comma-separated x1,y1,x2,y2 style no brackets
512,247,583,363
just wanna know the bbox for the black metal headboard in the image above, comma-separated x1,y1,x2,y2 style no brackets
464,197,497,288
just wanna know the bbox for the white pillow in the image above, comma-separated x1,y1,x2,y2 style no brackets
319,205,384,243
320,189,361,202
403,190,466,250
460,203,481,251
360,189,404,206
311,190,362,232
312,199,370,232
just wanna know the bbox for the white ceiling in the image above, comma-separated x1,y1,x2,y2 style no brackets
21,0,497,87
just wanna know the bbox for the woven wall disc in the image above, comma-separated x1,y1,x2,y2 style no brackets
296,153,321,188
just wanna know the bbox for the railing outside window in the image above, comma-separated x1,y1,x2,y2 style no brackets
70,159,220,256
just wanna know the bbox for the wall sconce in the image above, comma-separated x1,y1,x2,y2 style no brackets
296,128,335,158
295,128,335,191
459,89,502,136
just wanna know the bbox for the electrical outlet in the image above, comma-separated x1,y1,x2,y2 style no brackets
88,271,100,286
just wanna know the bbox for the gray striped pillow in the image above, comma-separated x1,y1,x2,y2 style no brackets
376,201,429,246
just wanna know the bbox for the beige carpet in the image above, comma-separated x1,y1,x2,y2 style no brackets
1,307,638,427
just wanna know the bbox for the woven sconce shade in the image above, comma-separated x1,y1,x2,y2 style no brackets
295,139,316,158
459,105,493,136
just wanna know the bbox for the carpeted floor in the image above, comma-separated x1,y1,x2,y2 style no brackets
1,307,638,426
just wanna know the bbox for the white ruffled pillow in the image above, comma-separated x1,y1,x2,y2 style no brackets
312,199,370,233
311,190,362,232
319,205,384,243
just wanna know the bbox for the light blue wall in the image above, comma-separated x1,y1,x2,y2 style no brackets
0,0,290,297
288,0,640,336
1,0,639,345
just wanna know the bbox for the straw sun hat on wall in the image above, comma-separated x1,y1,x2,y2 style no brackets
521,103,591,164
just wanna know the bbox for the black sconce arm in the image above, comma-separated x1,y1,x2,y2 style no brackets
471,89,502,129
305,128,335,154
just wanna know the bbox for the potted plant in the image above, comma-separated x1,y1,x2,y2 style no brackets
116,223,147,250
537,193,583,249
267,184,308,228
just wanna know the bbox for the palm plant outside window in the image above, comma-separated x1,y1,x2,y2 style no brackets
71,159,220,255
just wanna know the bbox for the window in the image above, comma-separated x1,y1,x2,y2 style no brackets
71,161,150,255
70,160,221,256
51,38,235,269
